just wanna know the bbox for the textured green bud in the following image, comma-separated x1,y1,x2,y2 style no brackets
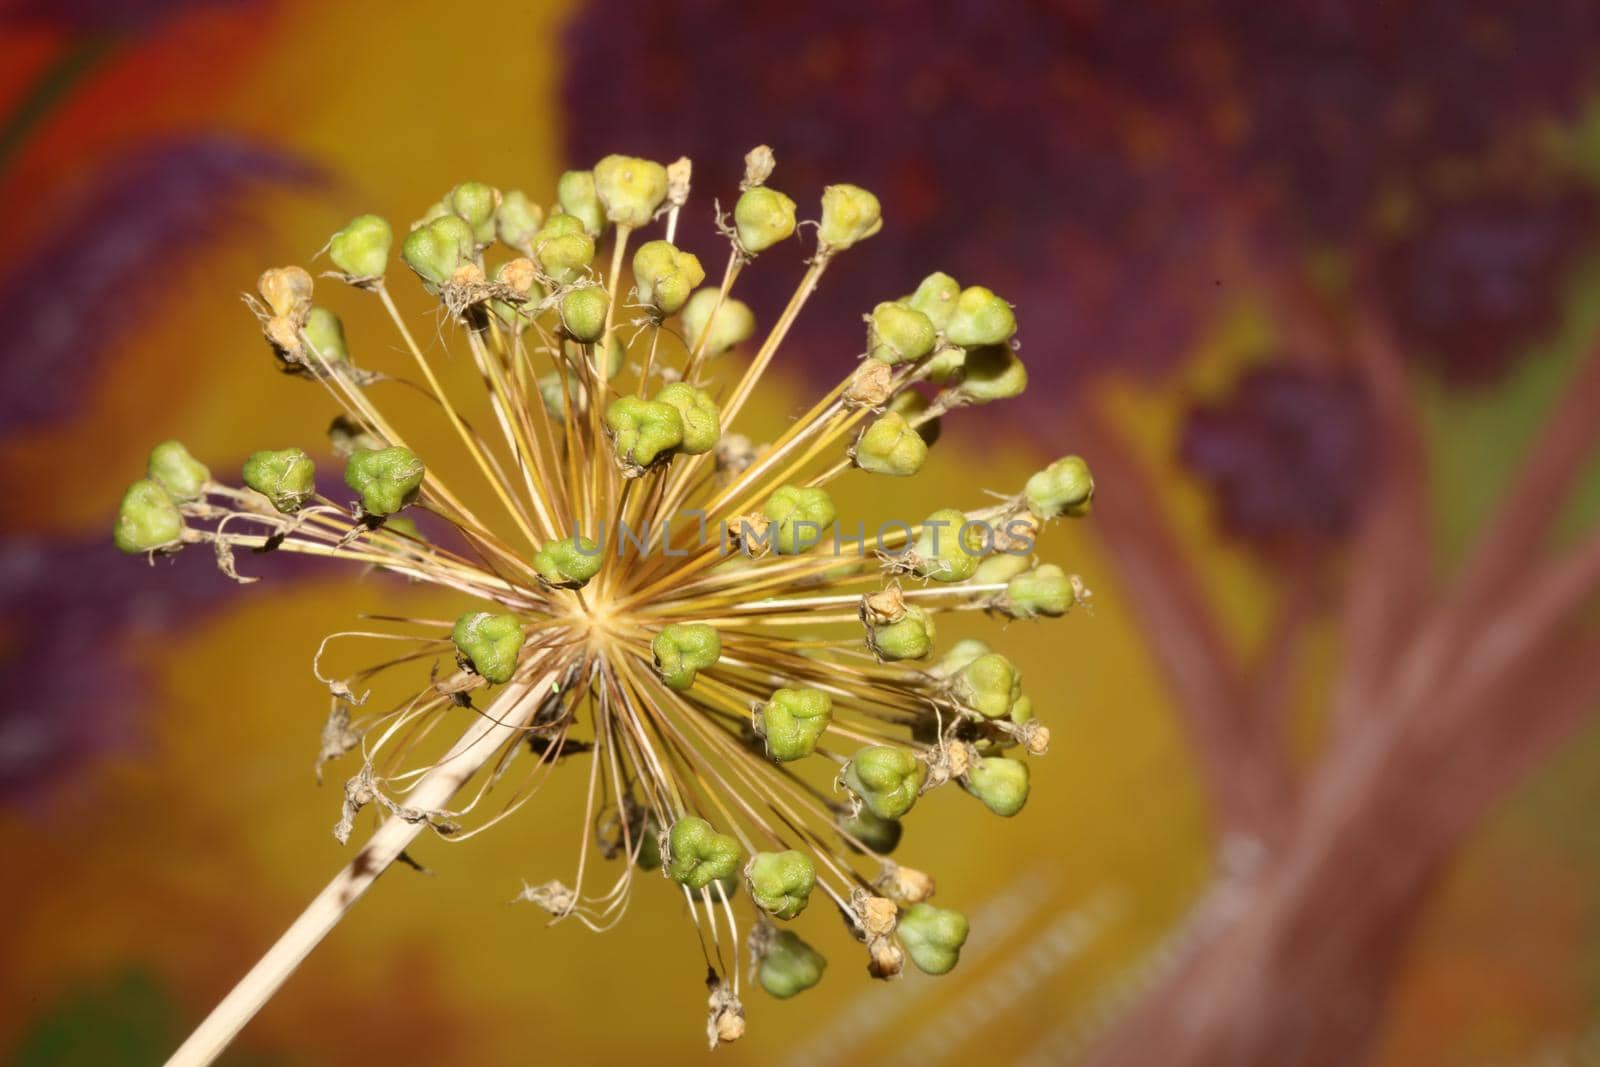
652,622,721,690
242,448,315,513
906,271,961,331
592,154,668,228
532,536,603,588
556,170,604,236
758,930,827,999
817,183,882,251
146,440,209,502
447,180,500,245
840,807,902,854
867,302,936,365
973,553,1030,584
733,185,797,254
898,903,969,975
653,382,720,454
667,815,741,889
924,345,967,385
451,611,526,685
328,214,392,280
761,687,833,762
866,605,935,661
763,484,836,555
956,345,1028,402
680,288,756,356
964,756,1030,817
748,850,815,919
952,652,1023,719
494,190,544,254
605,396,684,469
559,285,608,342
344,446,425,516
854,411,928,476
887,388,940,445
534,218,596,286
843,746,927,820
301,306,348,364
633,240,704,316
114,479,183,554
912,508,985,582
945,285,1017,348
933,638,992,679
1004,563,1075,618
402,215,474,286
1025,455,1095,519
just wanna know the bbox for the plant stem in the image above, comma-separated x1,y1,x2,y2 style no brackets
165,677,550,1067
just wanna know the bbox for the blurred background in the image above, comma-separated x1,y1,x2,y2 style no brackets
3,1,1600,1064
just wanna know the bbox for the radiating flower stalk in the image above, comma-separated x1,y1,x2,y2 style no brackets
114,146,1094,1061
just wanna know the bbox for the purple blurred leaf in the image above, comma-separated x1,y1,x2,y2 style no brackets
0,136,321,436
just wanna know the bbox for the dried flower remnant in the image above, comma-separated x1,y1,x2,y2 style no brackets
116,148,1095,1060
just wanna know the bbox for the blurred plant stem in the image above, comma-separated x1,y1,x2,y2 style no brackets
0,35,115,173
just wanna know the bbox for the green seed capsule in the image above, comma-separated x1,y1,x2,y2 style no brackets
955,345,1028,403
146,440,209,502
924,345,967,385
952,652,1023,719
344,446,425,516
242,448,316,513
328,214,392,280
854,411,928,477
933,638,992,679
653,382,720,454
843,745,927,820
556,170,604,236
114,479,183,554
680,288,756,356
973,553,1030,584
451,611,526,685
633,239,705,316
652,622,721,690
912,508,985,582
605,396,684,469
531,536,603,588
559,285,608,342
817,183,882,251
447,180,500,246
748,850,816,919
1024,455,1095,520
763,485,836,555
867,302,936,365
534,219,596,286
964,757,1030,817
592,154,669,228
494,190,544,255
402,215,474,287
1004,563,1076,617
906,271,961,331
761,687,833,762
840,807,902,854
301,306,348,364
897,903,969,975
866,605,936,661
667,815,741,889
945,285,1017,348
887,388,941,445
733,185,798,254
758,930,827,999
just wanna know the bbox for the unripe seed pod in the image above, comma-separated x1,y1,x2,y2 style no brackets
760,687,833,762
973,553,1030,584
897,903,969,975
667,815,741,889
242,448,316,513
854,411,928,476
1003,563,1076,617
633,240,705,316
867,302,936,365
763,484,836,555
605,396,685,468
402,215,474,287
1025,455,1095,519
301,306,349,364
532,536,603,588
447,180,500,245
963,756,1030,817
559,285,608,342
344,446,425,516
840,807,902,854
534,217,596,286
818,183,882,251
906,271,961,331
114,479,183,554
748,850,816,919
865,604,936,661
451,611,526,684
593,154,669,228
843,746,927,820
328,214,392,280
653,382,721,454
911,508,985,582
955,345,1028,403
952,652,1023,719
556,170,604,236
653,623,721,690
758,930,827,999
945,285,1017,348
494,190,544,255
733,185,797,254
932,638,991,679
680,288,756,357
887,388,941,445
146,440,209,502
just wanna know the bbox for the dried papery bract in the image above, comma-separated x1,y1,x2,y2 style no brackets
120,147,1097,1064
